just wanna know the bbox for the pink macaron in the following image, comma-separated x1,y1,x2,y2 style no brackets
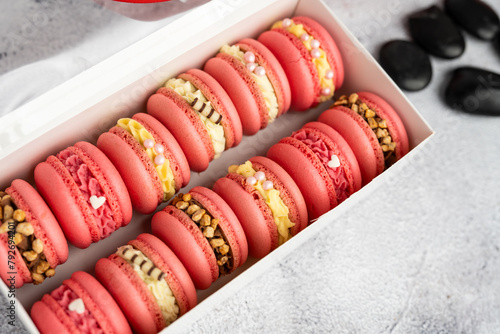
97,112,190,214
319,92,410,184
267,122,362,220
147,68,242,172
204,38,291,135
0,180,68,288
212,156,308,258
35,141,132,249
258,16,344,111
95,233,197,334
151,186,248,290
31,271,132,334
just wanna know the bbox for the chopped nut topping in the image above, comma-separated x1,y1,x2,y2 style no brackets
32,238,44,254
13,209,26,222
333,93,397,167
16,222,34,236
23,250,38,262
191,209,206,222
175,201,189,210
186,204,200,215
200,214,211,227
1,189,56,285
169,193,233,275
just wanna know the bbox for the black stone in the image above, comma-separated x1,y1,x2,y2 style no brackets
494,32,500,55
409,5,465,59
379,40,432,91
445,0,500,41
444,67,500,116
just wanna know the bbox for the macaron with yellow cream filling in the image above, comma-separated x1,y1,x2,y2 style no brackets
148,69,242,172
98,113,190,214
213,156,307,258
259,16,345,111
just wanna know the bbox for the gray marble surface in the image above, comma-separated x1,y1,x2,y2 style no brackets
1,0,500,333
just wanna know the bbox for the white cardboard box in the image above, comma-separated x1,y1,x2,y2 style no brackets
0,0,434,332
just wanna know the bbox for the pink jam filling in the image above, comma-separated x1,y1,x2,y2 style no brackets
50,285,104,334
57,149,116,238
292,130,350,202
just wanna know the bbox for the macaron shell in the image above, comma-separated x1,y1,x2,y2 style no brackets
7,179,68,266
357,91,409,159
97,128,161,215
249,156,308,234
130,233,197,314
35,159,96,249
318,106,384,184
238,38,292,116
67,271,132,334
95,256,163,334
267,139,336,220
293,16,345,89
73,142,132,229
147,89,213,172
302,122,363,194
31,296,77,334
258,29,318,111
212,175,277,258
133,113,191,190
182,69,243,148
189,186,248,269
151,208,218,290
0,234,32,288
204,55,265,135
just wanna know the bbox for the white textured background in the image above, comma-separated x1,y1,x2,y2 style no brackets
1,0,500,333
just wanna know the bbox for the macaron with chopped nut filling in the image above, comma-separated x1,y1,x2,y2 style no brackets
35,141,133,248
319,92,409,184
0,179,68,288
212,156,308,258
147,68,242,172
31,271,132,334
204,38,291,135
98,112,190,214
258,16,344,110
95,233,197,334
151,186,248,289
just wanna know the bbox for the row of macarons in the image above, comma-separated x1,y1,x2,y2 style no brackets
29,92,409,333
1,15,347,289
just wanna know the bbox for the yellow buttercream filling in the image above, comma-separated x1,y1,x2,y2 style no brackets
272,19,335,101
117,118,175,201
165,78,226,159
117,246,179,325
219,44,279,123
229,161,294,245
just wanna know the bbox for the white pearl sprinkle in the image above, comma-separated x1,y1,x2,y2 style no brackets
321,87,332,96
311,39,321,49
246,62,257,72
254,66,266,77
325,70,334,80
311,48,321,59
244,51,255,64
300,33,310,41
262,180,274,191
246,176,257,186
282,18,292,28
254,171,266,181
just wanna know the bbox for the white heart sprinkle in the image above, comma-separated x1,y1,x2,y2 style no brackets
68,298,85,314
327,155,341,168
89,195,106,209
